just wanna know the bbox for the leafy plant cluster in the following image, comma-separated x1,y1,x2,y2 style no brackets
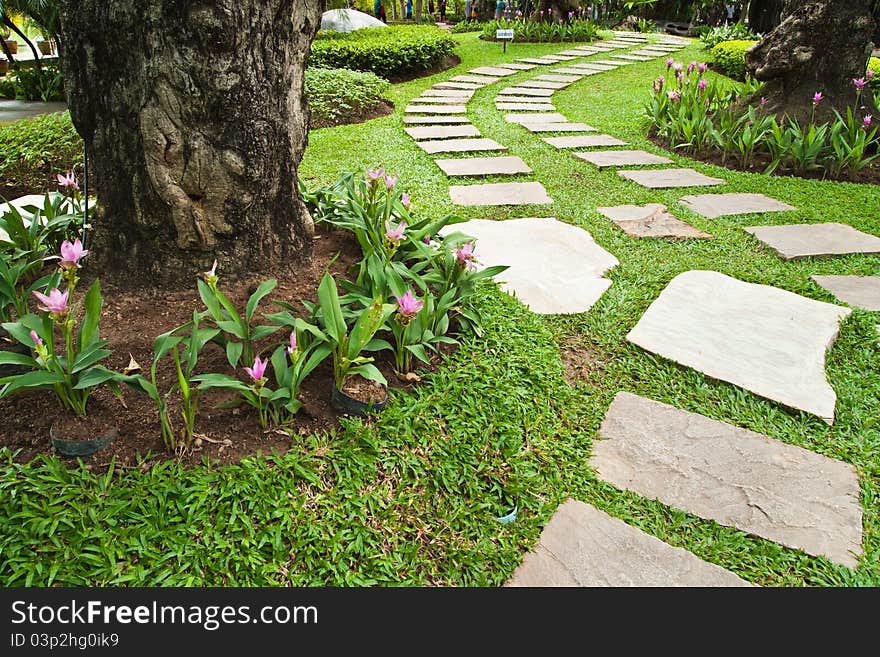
478,18,601,43
699,22,759,50
0,111,82,193
450,19,482,33
710,39,757,80
305,67,391,129
645,60,880,179
0,62,64,102
309,25,457,78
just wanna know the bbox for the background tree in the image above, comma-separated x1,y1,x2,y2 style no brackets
59,0,323,286
745,0,877,123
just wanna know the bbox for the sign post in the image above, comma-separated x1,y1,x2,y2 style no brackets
496,28,514,53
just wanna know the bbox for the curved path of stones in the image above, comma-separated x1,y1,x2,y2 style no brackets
403,32,878,585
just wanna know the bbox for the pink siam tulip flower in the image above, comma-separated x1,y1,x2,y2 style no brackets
56,171,79,190
667,89,680,102
33,288,69,314
401,192,411,209
673,62,683,73
30,330,41,346
666,58,674,69
698,62,708,73
677,71,684,84
384,174,397,189
864,114,873,129
687,61,696,74
853,77,867,90
58,238,89,269
867,69,874,80
286,331,297,356
698,79,707,92
385,220,406,243
760,97,767,107
812,91,823,105
394,289,424,319
455,242,476,270
366,168,384,186
244,356,268,382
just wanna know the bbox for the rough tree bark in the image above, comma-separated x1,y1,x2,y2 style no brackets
745,0,877,124
59,0,322,286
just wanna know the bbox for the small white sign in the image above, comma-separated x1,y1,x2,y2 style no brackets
496,29,514,40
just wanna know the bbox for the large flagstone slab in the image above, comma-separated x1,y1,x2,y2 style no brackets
592,60,626,67
432,81,482,90
593,392,863,568
448,182,551,207
409,95,472,104
678,192,795,218
517,57,557,65
811,275,880,311
434,155,532,177
440,217,617,314
618,168,725,188
540,54,576,61
633,49,670,56
743,223,880,260
469,66,517,76
505,112,568,124
402,115,470,124
574,63,615,71
516,80,569,90
496,102,558,111
537,74,582,83
523,122,596,133
574,149,672,168
627,270,852,424
495,96,554,104
421,88,474,98
544,134,628,148
417,138,505,154
613,54,653,61
557,50,590,57
496,62,536,70
405,104,466,114
505,500,752,587
404,124,480,140
597,203,710,239
498,86,556,96
554,67,601,76
451,75,499,84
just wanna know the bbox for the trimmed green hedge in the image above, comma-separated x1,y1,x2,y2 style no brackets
0,111,82,194
310,25,457,78
868,57,880,88
306,67,391,128
711,39,757,81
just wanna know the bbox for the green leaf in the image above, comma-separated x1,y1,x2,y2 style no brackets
152,333,183,364
347,300,395,361
78,278,103,349
317,273,346,345
299,343,332,381
0,351,36,367
197,279,224,320
216,320,246,339
73,366,118,389
347,362,387,387
271,345,290,388
405,343,430,364
225,341,243,369
71,344,113,373
245,279,277,324
250,324,281,342
0,369,65,396
191,373,250,394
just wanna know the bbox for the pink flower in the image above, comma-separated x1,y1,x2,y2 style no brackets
401,192,411,209
394,289,424,319
366,168,384,186
868,69,874,80
667,89,680,102
673,62,683,73
853,77,867,91
677,72,684,84
454,242,476,270
244,356,268,382
812,91,823,105
385,220,406,243
686,61,696,74
698,62,708,73
665,58,674,69
863,114,873,129
29,330,41,346
56,171,78,190
698,79,707,92
58,238,89,269
384,174,397,189
760,97,767,107
285,331,297,356
33,288,69,314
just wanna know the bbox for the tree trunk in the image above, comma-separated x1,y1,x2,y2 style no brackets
416,0,423,21
745,0,877,124
58,0,322,286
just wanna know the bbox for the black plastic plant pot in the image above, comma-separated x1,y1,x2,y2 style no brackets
331,384,388,416
50,424,118,457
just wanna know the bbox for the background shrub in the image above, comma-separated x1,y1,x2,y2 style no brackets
700,22,759,50
711,39,757,81
478,19,601,43
450,19,482,33
868,57,880,88
0,64,65,102
0,111,82,196
306,68,391,128
310,25,457,78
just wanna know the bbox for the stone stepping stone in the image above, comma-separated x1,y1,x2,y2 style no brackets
523,122,596,133
743,223,880,260
613,54,654,62
422,88,474,98
496,62,536,70
633,49,670,56
496,102,558,111
405,124,480,140
541,54,576,61
439,217,617,314
498,86,556,97
448,182,552,208
434,155,531,177
432,81,483,90
576,63,616,71
618,168,725,189
417,138,506,154
811,275,880,311
679,193,796,219
516,80,569,90
505,112,568,124
536,74,582,83
593,392,863,568
402,115,471,124
505,500,752,587
409,96,471,105
554,50,586,57
405,104,466,114
597,203,710,239
544,134,628,148
554,67,601,76
495,96,555,104
469,66,517,76
569,47,600,54
451,75,499,84
574,149,673,168
589,45,616,51
627,270,852,424
517,57,557,65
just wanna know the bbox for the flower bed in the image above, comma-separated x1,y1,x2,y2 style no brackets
306,67,392,129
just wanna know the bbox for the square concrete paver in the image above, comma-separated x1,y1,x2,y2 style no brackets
496,102,557,111
409,95,471,105
593,392,863,568
506,500,752,587
516,80,569,90
404,124,480,140
405,104,466,114
402,115,470,124
449,182,552,207
439,217,616,314
597,203,710,239
627,270,852,424
592,60,625,67
421,88,474,98
495,97,555,105
574,149,673,168
544,134,628,148
537,74,582,83
613,54,653,61
417,138,505,154
498,86,556,97
496,62,536,70
743,223,880,260
811,275,880,311
469,66,517,76
450,75,498,84
678,193,796,218
517,58,557,65
432,81,482,90
434,156,531,177
523,122,596,133
618,168,725,188
574,63,615,71
557,50,590,56
505,112,568,124
540,54,576,61
554,67,601,76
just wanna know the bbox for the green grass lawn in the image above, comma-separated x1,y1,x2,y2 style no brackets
2,32,878,587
